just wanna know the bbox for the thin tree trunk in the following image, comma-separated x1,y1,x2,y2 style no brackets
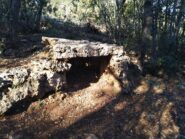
164,0,169,32
35,1,44,32
133,0,136,37
9,0,21,43
140,0,153,66
169,0,177,40
152,0,160,62
115,0,126,42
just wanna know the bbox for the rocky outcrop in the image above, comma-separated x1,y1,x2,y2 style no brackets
0,37,130,115
52,38,130,84
0,59,70,114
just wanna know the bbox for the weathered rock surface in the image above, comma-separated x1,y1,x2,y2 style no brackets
0,37,130,115
51,38,130,83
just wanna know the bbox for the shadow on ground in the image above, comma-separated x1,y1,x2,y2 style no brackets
48,69,185,139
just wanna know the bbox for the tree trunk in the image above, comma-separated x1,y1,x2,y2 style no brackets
152,0,160,62
175,0,185,41
169,0,177,41
9,0,21,43
140,0,153,66
133,0,136,37
35,0,44,32
115,0,126,42
164,0,169,32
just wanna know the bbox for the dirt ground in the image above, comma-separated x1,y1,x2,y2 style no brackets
0,70,185,139
0,34,185,139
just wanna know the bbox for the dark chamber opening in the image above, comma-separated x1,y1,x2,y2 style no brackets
65,56,111,92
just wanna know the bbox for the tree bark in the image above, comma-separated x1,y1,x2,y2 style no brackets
9,0,21,43
115,0,126,42
35,0,45,32
164,0,169,33
140,0,153,66
169,0,177,41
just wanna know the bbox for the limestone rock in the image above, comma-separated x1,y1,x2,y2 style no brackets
0,59,68,114
0,37,130,115
0,77,12,95
0,67,29,86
